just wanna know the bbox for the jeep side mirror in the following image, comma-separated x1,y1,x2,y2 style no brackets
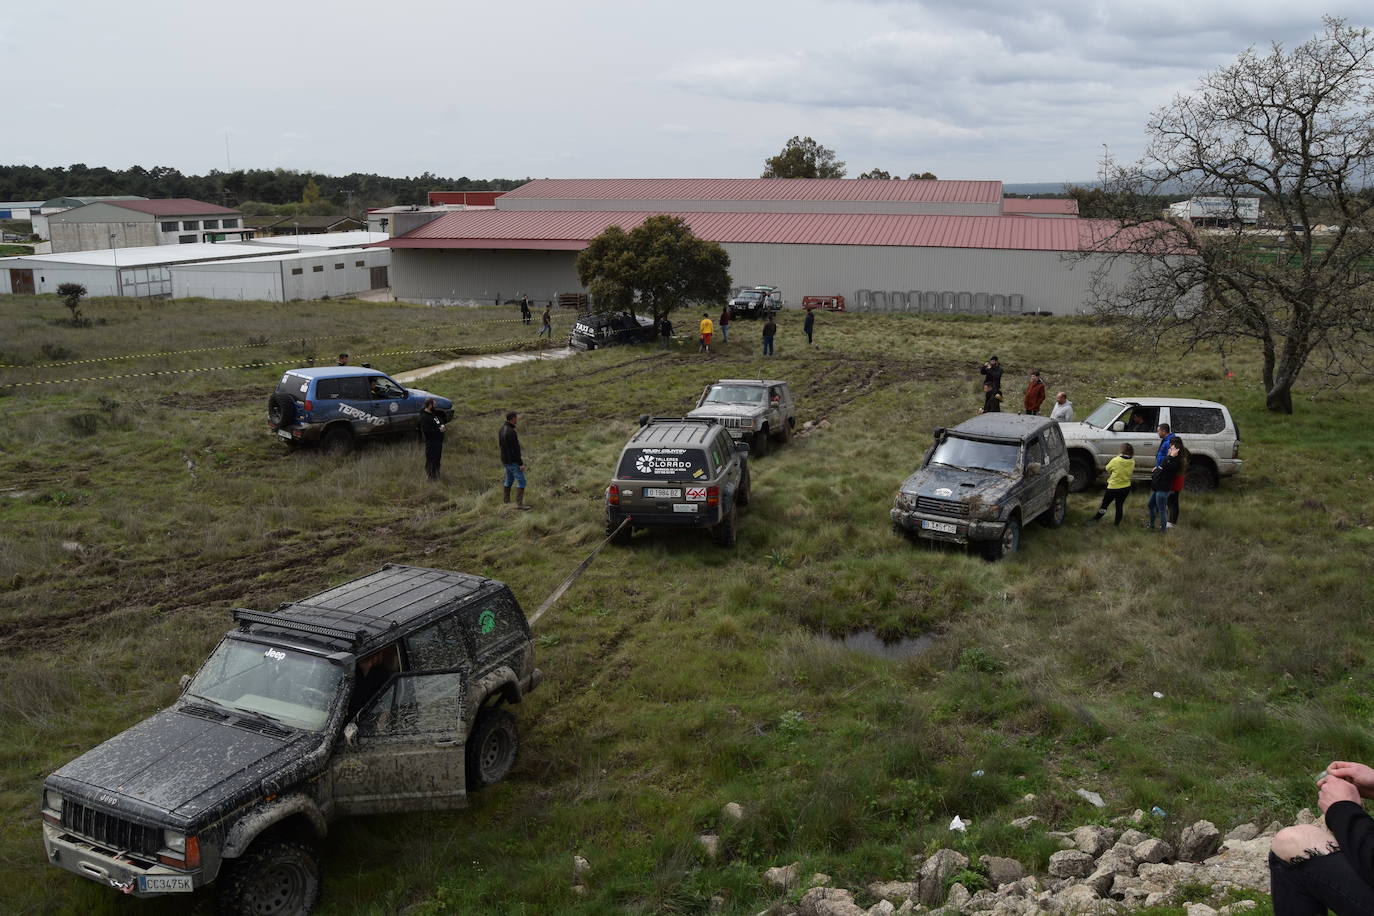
735,441,749,453
638,413,649,427
1111,421,1125,432
179,674,191,692
344,723,358,747
1026,462,1042,476
932,427,945,439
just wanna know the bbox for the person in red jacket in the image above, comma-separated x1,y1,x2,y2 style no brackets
1270,760,1374,913
1023,370,1047,415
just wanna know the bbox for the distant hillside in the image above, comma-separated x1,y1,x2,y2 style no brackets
1002,182,1082,195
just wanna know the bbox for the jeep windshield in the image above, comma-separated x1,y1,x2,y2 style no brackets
928,436,1020,474
617,447,711,481
734,291,764,302
186,638,344,731
1082,401,1129,429
702,385,766,406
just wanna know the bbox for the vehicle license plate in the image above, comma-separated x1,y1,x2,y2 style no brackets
921,520,958,535
673,503,698,513
139,875,193,893
276,429,292,440
645,488,681,499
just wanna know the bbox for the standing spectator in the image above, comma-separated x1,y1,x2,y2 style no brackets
499,411,531,510
1149,440,1181,532
718,305,731,343
980,356,1003,394
979,381,1002,413
1089,443,1135,525
1049,391,1074,422
1154,423,1176,467
519,295,532,325
538,305,552,338
659,315,674,350
1167,441,1189,528
698,313,714,354
337,353,349,366
419,398,447,481
1023,370,1047,415
762,315,777,356
803,308,816,346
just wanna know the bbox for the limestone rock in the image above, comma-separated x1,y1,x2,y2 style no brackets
709,895,726,913
1184,904,1219,916
698,834,720,860
1095,846,1138,878
1296,808,1316,825
1010,815,1041,830
1056,883,1101,908
1134,838,1173,864
867,882,916,904
798,887,865,916
1082,868,1115,897
765,862,801,890
811,874,833,888
1118,828,1149,846
1263,820,1285,835
894,903,915,916
1072,825,1114,857
1226,823,1260,842
1075,788,1106,808
1179,820,1223,862
1021,793,1037,804
723,802,745,821
945,883,971,911
573,855,590,877
1220,901,1258,915
918,848,969,906
1048,850,1095,879
571,884,588,896
868,901,896,916
981,855,1027,887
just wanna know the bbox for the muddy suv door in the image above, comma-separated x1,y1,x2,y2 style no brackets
331,672,468,815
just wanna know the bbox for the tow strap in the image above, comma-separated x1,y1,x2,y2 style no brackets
528,518,630,627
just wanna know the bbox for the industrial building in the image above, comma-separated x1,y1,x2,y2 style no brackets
45,198,247,252
377,178,1126,315
169,247,390,301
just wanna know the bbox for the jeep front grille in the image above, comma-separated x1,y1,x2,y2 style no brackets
915,496,969,518
716,417,751,429
62,799,161,856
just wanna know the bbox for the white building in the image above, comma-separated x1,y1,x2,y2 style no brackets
1,244,275,297
45,198,247,252
170,248,390,301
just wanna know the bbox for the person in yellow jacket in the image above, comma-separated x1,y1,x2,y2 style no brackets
698,313,714,354
1089,443,1135,526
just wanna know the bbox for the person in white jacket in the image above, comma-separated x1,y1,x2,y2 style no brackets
1049,391,1074,422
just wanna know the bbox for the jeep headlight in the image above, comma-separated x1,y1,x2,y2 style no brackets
42,789,63,823
164,830,187,853
973,502,1001,520
894,491,914,511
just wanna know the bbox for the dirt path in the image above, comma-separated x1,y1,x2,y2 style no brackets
394,347,576,383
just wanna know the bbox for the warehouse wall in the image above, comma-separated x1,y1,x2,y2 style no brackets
0,259,119,296
170,249,388,301
391,248,581,306
49,220,158,253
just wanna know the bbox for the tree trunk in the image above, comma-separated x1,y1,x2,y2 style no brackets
1265,383,1294,413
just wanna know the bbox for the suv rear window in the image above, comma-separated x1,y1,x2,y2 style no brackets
1171,406,1226,434
617,447,710,480
276,374,310,401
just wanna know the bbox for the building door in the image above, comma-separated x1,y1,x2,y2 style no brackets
9,269,35,294
369,266,388,289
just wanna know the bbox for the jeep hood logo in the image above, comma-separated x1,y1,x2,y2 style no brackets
935,488,953,497
264,648,286,660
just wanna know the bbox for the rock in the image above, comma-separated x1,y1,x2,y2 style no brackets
765,862,801,891
1179,820,1223,862
1118,828,1149,846
1133,838,1173,864
61,541,84,553
981,855,1027,887
894,903,915,916
1046,831,1077,849
1296,808,1316,825
1129,808,1148,824
1095,846,1137,877
1048,850,1095,879
945,883,971,911
1184,904,1219,916
723,802,745,821
1072,825,1113,857
1144,891,1168,906
918,849,969,906
868,902,896,916
1263,820,1285,836
571,884,588,896
811,874,832,888
572,855,590,877
1220,901,1258,915
1021,793,1037,804
1111,874,1145,901
798,887,865,916
1002,876,1040,898
1226,823,1260,842
709,895,726,913
1009,815,1040,830
867,882,916,903
1082,868,1115,896
803,421,816,431
1075,788,1106,808
1056,883,1101,908
818,419,832,429
698,834,720,859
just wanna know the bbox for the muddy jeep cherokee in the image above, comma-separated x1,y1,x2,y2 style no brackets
605,416,751,547
891,414,1070,560
41,564,541,915
687,379,796,458
267,366,454,456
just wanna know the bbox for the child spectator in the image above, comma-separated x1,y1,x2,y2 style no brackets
1089,443,1135,525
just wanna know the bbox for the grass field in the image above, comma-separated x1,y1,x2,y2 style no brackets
1,293,1371,915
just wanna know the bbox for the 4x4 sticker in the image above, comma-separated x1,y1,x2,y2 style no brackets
479,609,496,634
339,403,386,426
685,487,707,502
635,451,693,474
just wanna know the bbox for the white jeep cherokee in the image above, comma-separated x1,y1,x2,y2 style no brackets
1059,397,1242,491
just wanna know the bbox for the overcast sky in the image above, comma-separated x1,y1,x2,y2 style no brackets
4,2,1366,184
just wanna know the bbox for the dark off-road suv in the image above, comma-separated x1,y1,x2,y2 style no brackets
568,311,656,350
41,564,541,915
891,414,1071,560
605,417,751,547
687,379,796,458
267,366,455,456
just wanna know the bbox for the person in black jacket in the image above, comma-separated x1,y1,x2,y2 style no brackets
979,381,1002,414
1148,440,1181,531
419,399,446,480
980,356,1003,394
499,411,530,510
1270,760,1374,914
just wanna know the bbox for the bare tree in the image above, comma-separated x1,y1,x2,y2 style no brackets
1079,17,1374,413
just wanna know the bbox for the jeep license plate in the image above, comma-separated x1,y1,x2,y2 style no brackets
921,520,958,535
673,503,698,513
139,875,193,893
645,488,681,498
276,429,292,440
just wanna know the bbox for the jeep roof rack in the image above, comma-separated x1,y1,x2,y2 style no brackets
637,415,719,427
233,608,369,648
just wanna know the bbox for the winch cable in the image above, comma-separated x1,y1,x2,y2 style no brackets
528,518,630,627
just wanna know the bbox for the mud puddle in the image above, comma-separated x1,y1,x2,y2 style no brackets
394,347,576,383
818,629,934,660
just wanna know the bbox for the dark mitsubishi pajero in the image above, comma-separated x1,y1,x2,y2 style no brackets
41,564,541,915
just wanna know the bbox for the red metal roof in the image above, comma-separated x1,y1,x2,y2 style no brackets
1002,198,1079,216
97,198,241,216
378,209,1126,253
499,178,1003,205
428,190,505,207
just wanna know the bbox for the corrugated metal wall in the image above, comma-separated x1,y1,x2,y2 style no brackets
170,249,389,301
391,248,581,306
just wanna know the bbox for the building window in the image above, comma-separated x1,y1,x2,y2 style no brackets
183,220,199,230
312,265,324,272
222,218,239,228
203,219,219,230
161,221,178,232
291,268,304,275
355,260,364,267
335,262,344,269
178,235,196,244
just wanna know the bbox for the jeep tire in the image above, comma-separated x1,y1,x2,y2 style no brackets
1068,454,1094,492
467,708,518,788
982,516,1020,561
1185,459,1219,491
737,467,751,507
321,426,354,457
1040,482,1068,528
751,430,769,459
267,393,296,430
711,506,738,548
217,837,320,916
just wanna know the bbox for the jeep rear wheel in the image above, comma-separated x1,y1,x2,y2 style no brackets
751,430,768,459
1185,459,1219,491
321,426,353,457
467,708,518,788
711,506,738,548
982,517,1020,561
1040,482,1068,528
267,393,296,430
217,838,320,916
1068,454,1094,492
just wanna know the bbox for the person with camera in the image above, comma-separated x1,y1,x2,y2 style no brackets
1270,760,1374,914
980,356,1003,395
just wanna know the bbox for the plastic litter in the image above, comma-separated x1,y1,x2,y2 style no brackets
1075,789,1106,808
1152,691,1164,699
1151,806,1167,818
949,815,968,832
971,770,985,777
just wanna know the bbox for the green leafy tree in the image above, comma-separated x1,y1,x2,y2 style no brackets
576,215,731,324
858,168,893,180
908,171,937,180
761,136,846,178
301,178,322,205
56,283,88,326
1078,17,1374,413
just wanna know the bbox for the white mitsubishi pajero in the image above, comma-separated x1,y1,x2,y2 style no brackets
1059,397,1242,492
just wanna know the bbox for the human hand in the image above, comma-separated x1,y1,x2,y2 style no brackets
1319,774,1362,812
1328,762,1374,798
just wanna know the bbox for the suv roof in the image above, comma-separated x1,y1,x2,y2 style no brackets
283,366,385,380
234,564,498,654
714,378,787,387
1100,396,1229,409
627,418,722,448
951,413,1057,440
